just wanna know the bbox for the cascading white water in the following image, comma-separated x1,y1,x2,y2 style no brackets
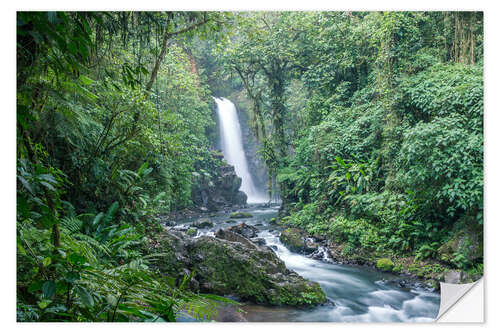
214,97,267,203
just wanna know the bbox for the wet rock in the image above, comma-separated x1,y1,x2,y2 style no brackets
279,228,318,254
227,223,259,238
250,238,266,246
376,258,395,272
172,224,189,232
147,229,326,307
234,191,248,205
226,219,236,223
444,270,463,284
190,155,248,211
425,279,440,291
230,211,253,219
192,218,214,229
310,247,332,262
215,229,259,250
186,227,198,236
190,236,325,306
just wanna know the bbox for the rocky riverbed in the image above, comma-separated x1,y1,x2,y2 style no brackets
145,204,442,322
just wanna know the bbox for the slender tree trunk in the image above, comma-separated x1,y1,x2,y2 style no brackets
145,13,172,92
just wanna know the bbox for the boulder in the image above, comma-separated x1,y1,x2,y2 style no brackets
444,270,463,284
215,229,259,250
186,227,198,236
227,223,259,238
438,226,483,265
280,228,318,254
189,236,326,306
250,238,266,246
234,191,248,205
376,258,395,272
149,229,326,307
192,218,214,229
190,155,248,211
230,211,253,219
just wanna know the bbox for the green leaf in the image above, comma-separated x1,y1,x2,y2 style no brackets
75,285,94,307
17,241,27,256
38,174,58,184
28,280,44,293
38,299,52,309
79,75,94,86
106,294,117,307
47,12,57,24
42,280,56,299
40,181,56,191
103,202,119,225
68,252,86,266
65,271,80,283
17,176,33,194
42,257,52,267
92,212,104,226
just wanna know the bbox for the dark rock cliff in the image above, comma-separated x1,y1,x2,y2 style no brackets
190,151,247,211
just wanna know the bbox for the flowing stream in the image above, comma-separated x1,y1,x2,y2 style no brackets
214,97,267,203
175,206,440,322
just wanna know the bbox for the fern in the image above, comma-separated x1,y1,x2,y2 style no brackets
103,201,119,225
60,217,83,233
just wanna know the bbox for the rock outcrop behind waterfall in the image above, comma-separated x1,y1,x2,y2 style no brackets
190,150,247,211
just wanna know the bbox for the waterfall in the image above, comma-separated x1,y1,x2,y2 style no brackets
214,97,267,203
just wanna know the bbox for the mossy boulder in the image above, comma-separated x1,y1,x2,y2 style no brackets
186,227,198,236
376,258,395,272
193,218,214,229
230,211,253,219
269,217,278,225
190,236,326,306
438,225,483,265
280,228,318,254
227,223,258,238
149,229,326,307
392,263,403,273
225,219,236,223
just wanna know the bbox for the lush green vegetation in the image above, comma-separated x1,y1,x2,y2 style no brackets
17,11,483,322
215,12,483,277
16,11,235,322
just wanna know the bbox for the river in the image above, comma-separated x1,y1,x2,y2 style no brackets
173,204,440,322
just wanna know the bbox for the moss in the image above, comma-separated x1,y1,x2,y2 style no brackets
271,283,326,307
226,219,236,223
230,212,253,219
279,228,305,252
376,258,394,271
186,227,197,236
188,237,325,307
194,218,213,228
269,217,277,225
393,263,403,273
